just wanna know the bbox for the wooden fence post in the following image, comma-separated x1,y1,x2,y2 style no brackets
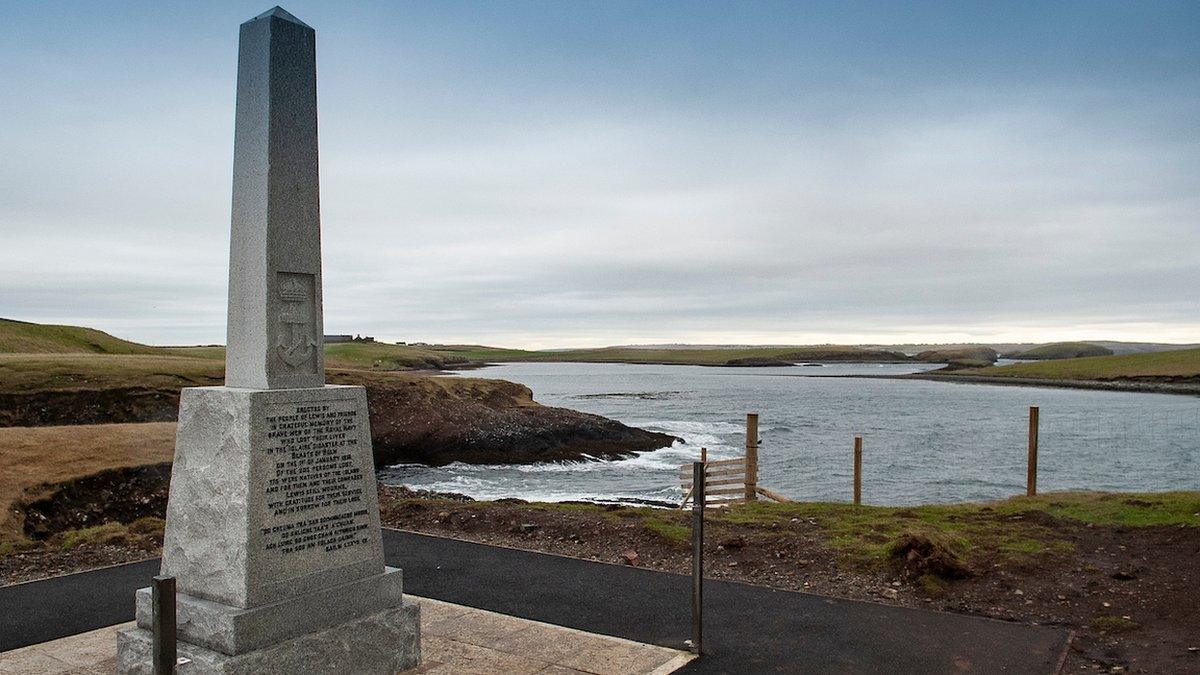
1026,406,1039,496
701,447,707,464
744,413,759,502
853,436,863,505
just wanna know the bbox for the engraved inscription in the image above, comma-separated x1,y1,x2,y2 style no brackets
259,399,373,559
275,272,317,374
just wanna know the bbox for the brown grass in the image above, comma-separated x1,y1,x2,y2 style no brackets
0,423,176,545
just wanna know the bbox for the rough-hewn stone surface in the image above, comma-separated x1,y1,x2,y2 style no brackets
161,385,384,608
160,387,252,607
117,600,420,674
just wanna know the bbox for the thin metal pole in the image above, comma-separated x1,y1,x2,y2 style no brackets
853,436,863,505
691,461,704,655
152,575,176,675
1026,406,1039,496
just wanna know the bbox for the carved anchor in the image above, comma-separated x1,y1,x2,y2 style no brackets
277,321,316,367
276,274,316,370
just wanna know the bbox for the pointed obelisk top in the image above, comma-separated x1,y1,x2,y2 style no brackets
247,6,312,29
225,5,324,389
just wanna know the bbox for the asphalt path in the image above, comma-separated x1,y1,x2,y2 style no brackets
1,529,1069,673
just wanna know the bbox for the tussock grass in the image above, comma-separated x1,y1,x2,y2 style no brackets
1006,491,1200,527
50,517,164,550
643,516,691,546
1090,616,1140,633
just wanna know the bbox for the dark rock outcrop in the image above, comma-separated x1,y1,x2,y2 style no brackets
330,373,679,466
0,371,679,466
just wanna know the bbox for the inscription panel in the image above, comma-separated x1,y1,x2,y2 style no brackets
251,393,379,586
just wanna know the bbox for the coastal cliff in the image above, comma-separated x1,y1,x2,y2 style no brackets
0,363,677,467
328,372,678,466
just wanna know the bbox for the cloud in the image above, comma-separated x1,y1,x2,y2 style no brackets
1,2,1197,347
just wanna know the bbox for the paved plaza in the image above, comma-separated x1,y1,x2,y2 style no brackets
0,596,692,675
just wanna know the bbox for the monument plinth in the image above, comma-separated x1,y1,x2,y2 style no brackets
116,8,420,673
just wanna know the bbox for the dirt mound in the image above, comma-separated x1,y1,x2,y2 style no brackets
889,531,974,580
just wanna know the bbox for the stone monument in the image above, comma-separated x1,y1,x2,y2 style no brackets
116,7,421,673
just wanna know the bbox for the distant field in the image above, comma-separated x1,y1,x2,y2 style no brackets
963,348,1200,381
0,319,475,378
325,341,469,370
166,342,471,371
0,354,224,393
432,344,909,366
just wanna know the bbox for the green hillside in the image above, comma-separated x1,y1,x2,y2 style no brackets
965,348,1200,381
1005,342,1113,360
0,318,161,355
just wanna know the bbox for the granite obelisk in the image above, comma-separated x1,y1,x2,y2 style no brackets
226,4,324,392
116,8,420,673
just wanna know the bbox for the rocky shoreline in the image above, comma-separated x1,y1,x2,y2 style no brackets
836,372,1200,397
331,372,680,466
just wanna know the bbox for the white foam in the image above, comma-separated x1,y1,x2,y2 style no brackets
644,419,745,435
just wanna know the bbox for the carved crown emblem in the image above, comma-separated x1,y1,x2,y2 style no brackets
277,276,309,303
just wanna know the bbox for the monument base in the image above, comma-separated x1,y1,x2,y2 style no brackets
133,568,406,655
115,599,420,675
115,383,421,673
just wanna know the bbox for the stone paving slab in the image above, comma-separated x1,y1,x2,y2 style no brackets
0,596,693,675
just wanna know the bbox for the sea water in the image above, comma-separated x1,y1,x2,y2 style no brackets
379,362,1200,506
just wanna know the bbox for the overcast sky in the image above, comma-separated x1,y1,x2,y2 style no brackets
1,1,1197,348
